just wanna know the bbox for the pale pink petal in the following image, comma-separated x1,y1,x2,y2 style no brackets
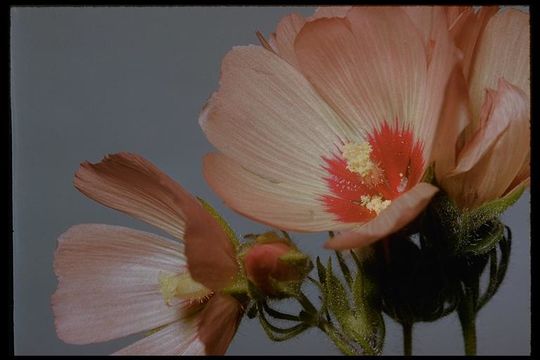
269,6,351,66
183,198,239,291
199,294,244,355
445,6,473,30
507,153,530,192
294,7,438,160
504,176,530,201
452,80,529,175
74,153,238,289
442,81,529,209
114,320,205,355
468,8,530,124
402,7,459,158
310,6,351,19
74,152,190,240
270,13,305,66
325,183,439,250
447,6,498,80
203,153,346,232
199,45,350,194
52,224,186,344
432,67,471,179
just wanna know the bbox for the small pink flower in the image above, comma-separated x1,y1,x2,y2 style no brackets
433,7,530,209
200,6,459,250
52,153,244,355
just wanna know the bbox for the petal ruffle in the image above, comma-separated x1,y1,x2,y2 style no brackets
452,80,529,175
74,153,189,240
443,81,529,209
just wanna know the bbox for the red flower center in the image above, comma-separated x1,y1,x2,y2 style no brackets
321,121,424,223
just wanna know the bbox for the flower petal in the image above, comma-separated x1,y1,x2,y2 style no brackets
445,6,473,30
269,6,351,66
401,7,460,158
203,152,345,232
451,6,498,80
183,200,239,291
468,8,529,124
114,320,205,355
74,152,190,240
269,12,306,66
507,153,530,193
442,81,529,209
452,80,529,175
432,67,471,178
198,294,244,355
74,153,238,290
294,7,439,159
325,183,439,250
52,224,186,344
199,45,350,192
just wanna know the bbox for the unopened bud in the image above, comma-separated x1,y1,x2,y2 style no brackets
243,232,312,298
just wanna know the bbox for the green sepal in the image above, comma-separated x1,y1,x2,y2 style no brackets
279,250,313,276
221,273,249,298
268,277,302,298
427,186,525,255
324,258,351,324
467,184,526,226
335,251,353,288
316,256,327,286
324,255,384,355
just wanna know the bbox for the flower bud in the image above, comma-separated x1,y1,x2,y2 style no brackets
242,232,311,298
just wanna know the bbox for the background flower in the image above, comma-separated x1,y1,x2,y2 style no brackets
52,153,244,355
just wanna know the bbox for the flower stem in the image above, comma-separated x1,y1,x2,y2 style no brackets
458,285,477,356
402,322,413,356
461,316,477,355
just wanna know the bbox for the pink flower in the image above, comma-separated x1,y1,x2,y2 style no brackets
52,153,244,355
433,7,530,210
200,7,458,250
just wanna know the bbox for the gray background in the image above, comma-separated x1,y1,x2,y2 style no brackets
11,6,530,355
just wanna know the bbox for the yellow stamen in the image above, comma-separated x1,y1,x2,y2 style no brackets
159,272,211,305
342,142,375,177
360,195,391,215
